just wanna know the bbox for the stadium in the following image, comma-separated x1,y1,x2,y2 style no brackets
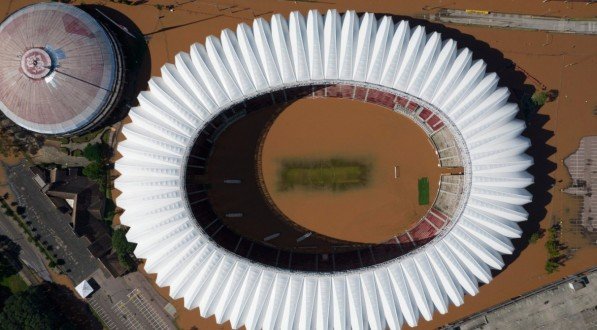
115,10,533,329
0,2,124,135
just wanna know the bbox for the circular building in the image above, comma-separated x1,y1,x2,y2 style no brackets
115,10,533,329
0,3,124,135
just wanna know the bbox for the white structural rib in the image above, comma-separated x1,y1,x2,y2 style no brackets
115,10,533,330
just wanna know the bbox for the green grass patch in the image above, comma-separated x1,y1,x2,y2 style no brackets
1,274,28,294
100,130,111,144
418,177,429,205
278,158,370,192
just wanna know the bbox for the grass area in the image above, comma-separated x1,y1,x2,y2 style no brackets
278,158,370,191
100,130,111,144
1,274,28,294
418,177,429,205
69,129,102,144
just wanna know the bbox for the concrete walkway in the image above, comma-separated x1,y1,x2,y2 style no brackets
436,9,597,35
30,145,90,167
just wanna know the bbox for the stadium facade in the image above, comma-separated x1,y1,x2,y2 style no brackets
0,3,124,135
115,10,533,329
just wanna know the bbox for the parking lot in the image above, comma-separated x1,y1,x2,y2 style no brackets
87,270,175,330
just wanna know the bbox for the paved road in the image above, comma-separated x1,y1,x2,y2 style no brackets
445,268,597,329
0,212,51,282
436,9,597,35
6,161,100,283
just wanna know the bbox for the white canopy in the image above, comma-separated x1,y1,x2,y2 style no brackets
75,280,94,298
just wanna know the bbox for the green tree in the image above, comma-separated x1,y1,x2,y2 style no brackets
82,162,106,181
0,235,21,279
531,91,548,107
0,258,15,280
545,260,559,274
0,283,101,330
0,285,61,329
82,143,110,163
112,228,137,272
545,241,559,258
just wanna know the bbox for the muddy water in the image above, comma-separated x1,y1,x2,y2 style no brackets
2,1,594,329
260,98,441,243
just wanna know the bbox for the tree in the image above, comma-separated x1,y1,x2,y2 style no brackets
112,228,137,272
82,143,110,163
0,283,101,330
82,162,106,181
545,260,559,274
0,285,61,329
531,91,548,107
0,235,21,278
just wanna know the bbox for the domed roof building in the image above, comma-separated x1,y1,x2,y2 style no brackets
115,10,533,329
0,2,124,135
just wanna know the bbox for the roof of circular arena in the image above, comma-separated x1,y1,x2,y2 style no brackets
115,10,533,330
0,3,123,135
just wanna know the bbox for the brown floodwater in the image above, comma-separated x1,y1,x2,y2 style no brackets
3,1,595,329
260,98,441,243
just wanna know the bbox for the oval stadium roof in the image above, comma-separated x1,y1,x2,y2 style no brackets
115,10,533,330
0,3,123,135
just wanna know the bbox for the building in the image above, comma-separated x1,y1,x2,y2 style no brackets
33,166,106,239
0,3,124,135
115,10,533,329
33,166,125,276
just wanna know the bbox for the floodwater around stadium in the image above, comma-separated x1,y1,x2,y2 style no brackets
260,98,442,243
2,0,592,329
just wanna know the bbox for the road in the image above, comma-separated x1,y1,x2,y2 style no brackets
436,9,597,35
0,212,51,282
6,161,100,283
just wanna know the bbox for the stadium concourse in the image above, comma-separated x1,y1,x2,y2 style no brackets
115,10,533,330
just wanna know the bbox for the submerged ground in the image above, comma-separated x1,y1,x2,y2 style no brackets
259,98,441,243
1,0,595,329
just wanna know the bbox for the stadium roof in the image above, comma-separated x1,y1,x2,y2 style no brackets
115,10,533,329
0,3,123,135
